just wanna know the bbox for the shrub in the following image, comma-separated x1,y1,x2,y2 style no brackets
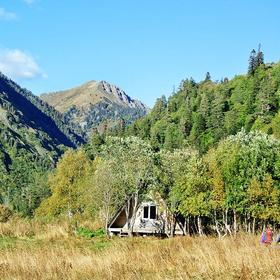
0,204,12,222
76,227,105,238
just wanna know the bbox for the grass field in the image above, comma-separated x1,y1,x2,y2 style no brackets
0,219,279,280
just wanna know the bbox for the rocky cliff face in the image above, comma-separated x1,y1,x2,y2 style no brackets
41,80,148,134
99,81,147,109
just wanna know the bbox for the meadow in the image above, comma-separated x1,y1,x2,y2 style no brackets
0,219,279,280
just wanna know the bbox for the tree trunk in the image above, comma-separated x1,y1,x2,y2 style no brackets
170,215,175,237
187,216,190,235
183,218,187,236
223,209,231,236
193,217,199,234
183,216,190,236
128,191,139,237
233,209,237,236
214,210,221,239
124,197,130,234
103,192,111,236
262,221,266,232
248,220,251,234
222,211,226,236
104,205,109,236
197,216,203,236
244,214,249,233
67,202,72,220
252,217,256,235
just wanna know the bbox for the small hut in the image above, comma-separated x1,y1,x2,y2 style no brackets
108,193,184,236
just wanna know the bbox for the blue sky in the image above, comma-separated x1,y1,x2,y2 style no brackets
0,0,280,106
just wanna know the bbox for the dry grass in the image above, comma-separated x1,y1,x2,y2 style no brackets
0,220,279,280
0,218,69,240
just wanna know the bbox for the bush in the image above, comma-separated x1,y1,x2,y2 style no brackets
76,227,105,238
0,204,12,223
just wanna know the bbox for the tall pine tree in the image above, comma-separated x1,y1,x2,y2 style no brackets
248,45,264,75
256,44,264,67
248,49,257,75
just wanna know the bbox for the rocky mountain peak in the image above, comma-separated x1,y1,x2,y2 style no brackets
41,80,148,135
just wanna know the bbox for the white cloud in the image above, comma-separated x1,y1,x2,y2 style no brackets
0,49,47,80
0,7,17,21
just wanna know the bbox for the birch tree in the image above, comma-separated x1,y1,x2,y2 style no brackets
101,136,155,235
160,148,210,236
90,158,125,233
36,149,90,218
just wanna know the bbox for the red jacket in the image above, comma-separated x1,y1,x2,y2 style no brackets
266,228,273,243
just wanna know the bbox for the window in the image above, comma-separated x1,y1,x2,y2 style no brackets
143,206,149,218
143,205,157,219
150,206,156,219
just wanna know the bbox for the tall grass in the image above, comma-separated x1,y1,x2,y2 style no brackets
0,220,279,279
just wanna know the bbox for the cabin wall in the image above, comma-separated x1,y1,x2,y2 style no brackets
133,203,164,234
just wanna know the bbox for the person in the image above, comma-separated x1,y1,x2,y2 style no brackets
260,230,266,244
265,226,273,245
276,234,280,243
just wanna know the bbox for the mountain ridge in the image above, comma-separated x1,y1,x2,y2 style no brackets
41,80,148,134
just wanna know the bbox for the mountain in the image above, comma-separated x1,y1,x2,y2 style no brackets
0,72,85,170
125,62,280,152
41,80,148,134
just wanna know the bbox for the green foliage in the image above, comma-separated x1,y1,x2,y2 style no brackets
124,62,280,153
100,136,156,197
0,153,51,217
76,227,105,238
37,136,157,234
0,71,87,217
99,136,156,232
248,45,264,75
84,130,105,160
205,130,280,230
36,149,91,218
3,51,280,236
159,148,210,217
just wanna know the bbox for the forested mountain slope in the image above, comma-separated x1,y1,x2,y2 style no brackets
0,73,86,215
0,72,85,168
41,80,148,135
125,62,280,152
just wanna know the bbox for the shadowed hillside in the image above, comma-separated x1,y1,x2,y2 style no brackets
0,73,85,215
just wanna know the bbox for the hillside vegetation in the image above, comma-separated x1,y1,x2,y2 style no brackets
33,51,280,237
125,60,280,152
35,131,280,237
1,50,280,237
0,72,85,216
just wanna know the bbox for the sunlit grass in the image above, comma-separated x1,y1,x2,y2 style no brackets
0,219,279,279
